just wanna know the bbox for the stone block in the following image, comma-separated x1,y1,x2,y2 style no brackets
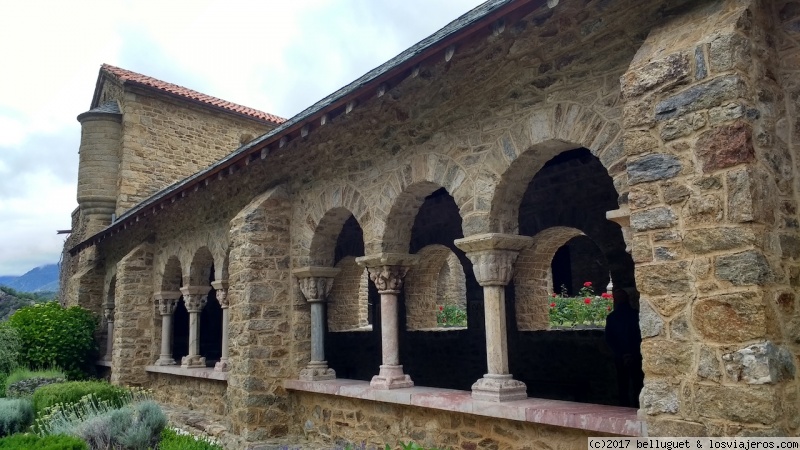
708,32,751,74
641,380,680,415
660,112,707,141
683,227,756,254
648,418,708,437
727,167,775,224
692,291,766,343
641,340,692,377
639,300,663,338
627,154,682,185
631,207,677,231
698,345,722,383
623,130,660,156
722,341,795,384
622,52,690,98
696,121,754,172
708,102,744,125
695,384,779,425
715,250,772,286
636,262,690,296
655,75,747,121
662,183,690,204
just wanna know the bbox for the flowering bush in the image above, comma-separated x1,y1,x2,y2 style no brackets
436,304,467,327
548,282,613,327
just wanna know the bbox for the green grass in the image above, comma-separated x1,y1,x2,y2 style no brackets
159,428,223,450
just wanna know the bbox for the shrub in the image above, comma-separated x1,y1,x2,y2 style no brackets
159,428,223,450
0,324,21,394
0,433,87,450
4,367,66,398
548,282,613,328
7,302,98,380
0,398,34,436
32,381,129,416
436,304,467,327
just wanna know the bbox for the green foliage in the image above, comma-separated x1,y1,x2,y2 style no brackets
0,433,87,450
0,398,34,436
75,400,166,450
159,428,223,450
7,302,98,379
32,381,129,417
0,324,21,396
548,282,613,327
436,304,467,327
398,443,444,450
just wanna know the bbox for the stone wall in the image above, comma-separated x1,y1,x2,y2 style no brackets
148,373,227,417
95,79,275,216
621,0,799,436
328,256,370,332
290,391,601,450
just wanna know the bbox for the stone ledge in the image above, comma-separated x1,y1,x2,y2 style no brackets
146,365,228,381
285,379,643,436
96,360,112,367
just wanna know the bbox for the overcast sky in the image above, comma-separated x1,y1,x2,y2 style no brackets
0,0,485,276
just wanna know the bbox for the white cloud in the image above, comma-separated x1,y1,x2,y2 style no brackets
0,0,484,276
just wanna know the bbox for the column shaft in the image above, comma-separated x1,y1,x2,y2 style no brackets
380,293,399,366
154,292,179,366
483,285,508,375
294,267,339,381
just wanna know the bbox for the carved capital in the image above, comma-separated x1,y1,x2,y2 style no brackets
153,291,181,316
183,294,207,313
103,308,114,322
366,265,411,294
180,286,211,313
465,250,519,286
293,267,340,302
455,233,533,287
356,253,418,295
216,289,229,308
211,281,230,308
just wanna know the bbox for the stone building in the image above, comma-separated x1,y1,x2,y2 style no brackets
61,0,800,447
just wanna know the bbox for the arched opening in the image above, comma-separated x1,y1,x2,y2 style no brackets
324,214,380,381
508,147,640,406
399,187,481,391
199,264,223,367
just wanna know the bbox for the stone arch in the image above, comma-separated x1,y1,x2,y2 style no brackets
327,256,370,332
405,244,467,330
481,104,623,235
372,153,470,254
160,256,183,291
298,183,369,267
188,246,214,286
514,226,586,331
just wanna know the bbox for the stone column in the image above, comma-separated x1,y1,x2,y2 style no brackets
180,285,211,368
103,306,114,361
212,281,231,372
292,267,340,381
455,233,533,402
356,253,419,390
154,291,181,366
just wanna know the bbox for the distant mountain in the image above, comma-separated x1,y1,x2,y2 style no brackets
0,263,60,293
0,287,53,321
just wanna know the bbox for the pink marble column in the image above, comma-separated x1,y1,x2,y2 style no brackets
356,253,419,390
212,281,230,372
455,233,533,402
293,267,340,381
154,291,181,366
180,285,211,369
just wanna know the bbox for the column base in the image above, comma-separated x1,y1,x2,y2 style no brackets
370,364,413,390
180,355,206,369
299,361,336,381
214,359,230,372
154,356,176,366
471,374,527,402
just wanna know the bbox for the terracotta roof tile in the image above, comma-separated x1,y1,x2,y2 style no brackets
101,64,285,124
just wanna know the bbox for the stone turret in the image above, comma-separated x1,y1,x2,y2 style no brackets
76,101,121,236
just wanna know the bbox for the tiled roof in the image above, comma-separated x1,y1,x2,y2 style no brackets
100,64,285,124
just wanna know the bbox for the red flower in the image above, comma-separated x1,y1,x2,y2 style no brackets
607,306,612,311
583,281,592,287
601,292,613,299
551,293,557,297
584,297,591,304
550,302,556,308
439,306,444,311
